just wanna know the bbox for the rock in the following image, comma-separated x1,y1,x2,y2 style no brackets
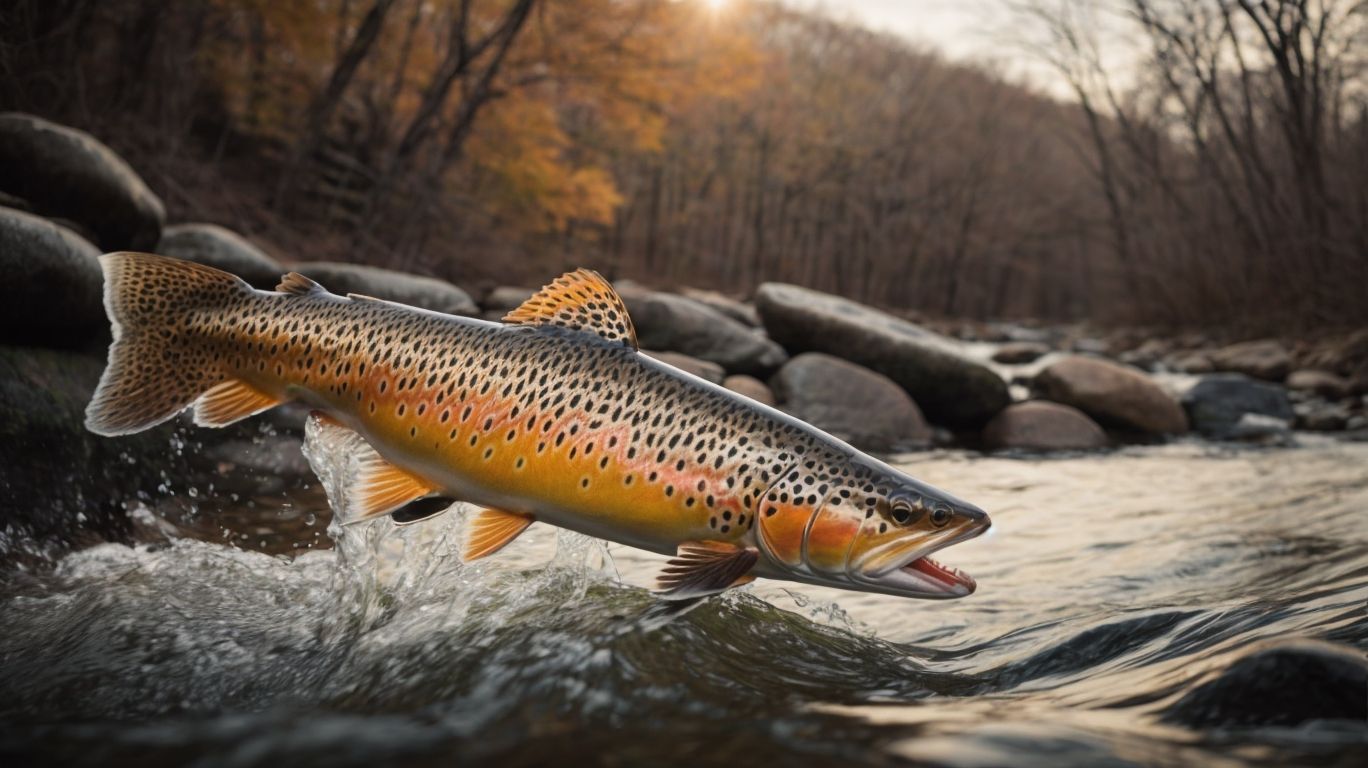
1226,413,1293,442
981,401,1108,451
755,283,1009,427
0,346,181,558
1161,640,1368,728
1117,339,1171,371
1164,351,1214,374
292,262,478,316
679,287,761,327
992,341,1050,365
1208,339,1292,381
1179,373,1294,438
1286,369,1352,400
770,353,931,452
722,375,775,406
0,207,106,348
643,350,725,384
1033,356,1188,434
156,223,284,289
482,285,536,315
0,112,165,250
1294,399,1350,431
627,291,787,375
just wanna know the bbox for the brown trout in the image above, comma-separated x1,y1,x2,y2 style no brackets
86,252,990,599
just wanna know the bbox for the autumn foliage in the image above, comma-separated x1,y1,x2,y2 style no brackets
0,0,1364,330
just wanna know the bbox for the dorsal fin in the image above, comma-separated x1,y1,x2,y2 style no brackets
503,268,638,349
277,272,324,296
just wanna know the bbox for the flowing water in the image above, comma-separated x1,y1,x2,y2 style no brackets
1,426,1365,766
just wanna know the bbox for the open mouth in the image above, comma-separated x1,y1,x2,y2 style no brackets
901,555,976,594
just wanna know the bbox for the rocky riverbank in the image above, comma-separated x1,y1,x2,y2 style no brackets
2,112,1365,558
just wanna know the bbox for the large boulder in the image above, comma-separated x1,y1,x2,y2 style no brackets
643,350,725,384
770,353,931,452
626,291,787,376
1161,640,1367,728
982,401,1108,451
292,262,478,316
1179,373,1294,438
156,223,284,289
1033,356,1188,434
1208,339,1292,381
0,113,165,250
0,207,106,348
755,283,1009,427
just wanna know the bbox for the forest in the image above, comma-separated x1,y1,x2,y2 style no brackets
1,0,1364,330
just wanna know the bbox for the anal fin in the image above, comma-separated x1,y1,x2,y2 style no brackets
463,508,535,561
194,379,282,427
655,541,758,600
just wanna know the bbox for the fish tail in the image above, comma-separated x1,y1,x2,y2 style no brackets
85,251,254,436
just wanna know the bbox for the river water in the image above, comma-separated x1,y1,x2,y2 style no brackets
1,432,1365,766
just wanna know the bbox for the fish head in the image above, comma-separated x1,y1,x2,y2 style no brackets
760,457,991,599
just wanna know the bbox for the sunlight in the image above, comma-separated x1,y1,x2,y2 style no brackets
702,0,730,12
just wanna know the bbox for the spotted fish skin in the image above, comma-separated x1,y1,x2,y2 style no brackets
86,252,991,600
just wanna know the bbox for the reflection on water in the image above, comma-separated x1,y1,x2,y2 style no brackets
1,437,1365,766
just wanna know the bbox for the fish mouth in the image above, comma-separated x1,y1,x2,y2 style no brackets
854,525,987,599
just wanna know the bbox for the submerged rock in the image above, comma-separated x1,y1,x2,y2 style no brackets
992,341,1050,365
982,401,1108,451
770,353,931,452
0,112,165,250
0,207,106,348
293,262,478,316
643,350,725,384
1208,339,1292,381
755,283,1009,427
1034,356,1188,435
1162,640,1368,728
157,223,284,289
1179,373,1294,438
722,374,775,406
626,291,787,375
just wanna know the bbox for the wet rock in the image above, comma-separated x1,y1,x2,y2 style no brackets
755,283,1009,427
1286,369,1352,400
982,401,1108,451
156,223,284,289
0,346,182,557
1033,356,1188,435
1208,339,1292,381
992,342,1050,365
627,291,787,375
1164,351,1214,374
1117,339,1170,371
482,285,536,315
0,207,106,348
0,112,165,250
1294,399,1350,431
293,262,478,316
643,350,725,384
1161,640,1368,728
722,375,775,406
770,353,931,452
1179,373,1294,438
679,287,761,327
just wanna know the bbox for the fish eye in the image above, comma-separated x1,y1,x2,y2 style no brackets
891,501,911,525
930,506,952,527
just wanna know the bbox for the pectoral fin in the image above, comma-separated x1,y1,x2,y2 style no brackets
462,508,535,561
655,540,758,600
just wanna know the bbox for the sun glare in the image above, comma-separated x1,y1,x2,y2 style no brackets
703,0,730,12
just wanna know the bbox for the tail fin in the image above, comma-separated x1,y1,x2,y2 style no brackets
85,252,253,436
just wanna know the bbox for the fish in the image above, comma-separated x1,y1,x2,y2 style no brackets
85,252,991,600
